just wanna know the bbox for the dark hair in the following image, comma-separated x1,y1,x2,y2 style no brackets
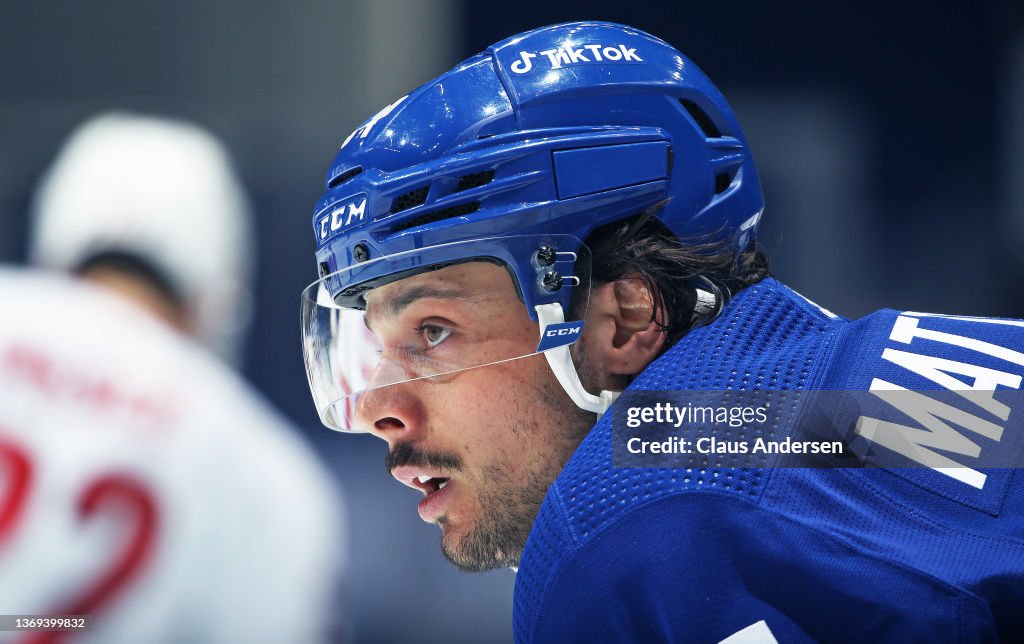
578,212,770,351
75,250,185,311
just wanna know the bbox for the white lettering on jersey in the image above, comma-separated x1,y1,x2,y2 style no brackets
719,620,778,644
855,313,1023,489
508,43,643,75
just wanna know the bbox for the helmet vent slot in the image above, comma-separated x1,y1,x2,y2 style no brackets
327,166,362,189
715,173,732,194
679,99,722,138
390,202,480,233
391,186,429,213
455,170,495,192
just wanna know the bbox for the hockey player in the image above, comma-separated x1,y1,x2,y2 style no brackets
301,22,1024,642
0,113,342,643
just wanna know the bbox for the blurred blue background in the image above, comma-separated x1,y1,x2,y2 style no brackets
2,1,1022,642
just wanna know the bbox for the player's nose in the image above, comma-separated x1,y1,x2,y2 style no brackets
354,381,424,445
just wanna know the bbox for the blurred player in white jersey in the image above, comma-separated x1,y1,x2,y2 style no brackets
0,113,343,643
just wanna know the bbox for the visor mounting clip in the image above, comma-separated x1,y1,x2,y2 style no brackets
535,245,556,267
542,271,563,292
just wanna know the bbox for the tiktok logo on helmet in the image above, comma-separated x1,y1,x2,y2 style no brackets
509,43,644,74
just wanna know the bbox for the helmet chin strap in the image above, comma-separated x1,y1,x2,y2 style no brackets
535,285,718,417
535,303,618,416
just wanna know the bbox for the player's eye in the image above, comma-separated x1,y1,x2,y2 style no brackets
418,324,452,349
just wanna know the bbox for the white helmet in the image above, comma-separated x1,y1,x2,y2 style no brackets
30,112,254,363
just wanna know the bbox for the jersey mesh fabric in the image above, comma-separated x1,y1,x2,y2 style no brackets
514,278,840,639
514,278,1024,642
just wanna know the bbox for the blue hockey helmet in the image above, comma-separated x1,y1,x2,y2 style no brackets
302,21,764,431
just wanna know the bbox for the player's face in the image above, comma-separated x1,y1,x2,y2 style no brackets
355,262,593,571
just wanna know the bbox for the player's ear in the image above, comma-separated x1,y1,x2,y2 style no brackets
581,274,667,385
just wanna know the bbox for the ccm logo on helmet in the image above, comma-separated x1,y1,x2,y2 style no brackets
546,327,581,337
317,194,368,243
537,321,585,353
510,44,643,74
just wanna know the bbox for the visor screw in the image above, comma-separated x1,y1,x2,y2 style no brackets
319,261,330,277
542,270,563,292
535,245,556,267
353,243,370,263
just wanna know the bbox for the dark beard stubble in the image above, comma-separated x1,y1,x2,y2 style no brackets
440,354,596,572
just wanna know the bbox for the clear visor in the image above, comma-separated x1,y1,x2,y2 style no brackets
301,235,590,432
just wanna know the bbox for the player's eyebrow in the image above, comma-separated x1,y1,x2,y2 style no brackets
364,285,478,330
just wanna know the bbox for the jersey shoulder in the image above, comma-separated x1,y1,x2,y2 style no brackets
516,281,1024,641
516,278,846,635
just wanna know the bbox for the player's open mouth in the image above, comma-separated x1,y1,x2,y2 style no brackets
411,474,449,493
391,467,455,522
415,477,453,522
391,467,450,494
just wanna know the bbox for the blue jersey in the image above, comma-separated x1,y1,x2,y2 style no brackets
514,278,1024,643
